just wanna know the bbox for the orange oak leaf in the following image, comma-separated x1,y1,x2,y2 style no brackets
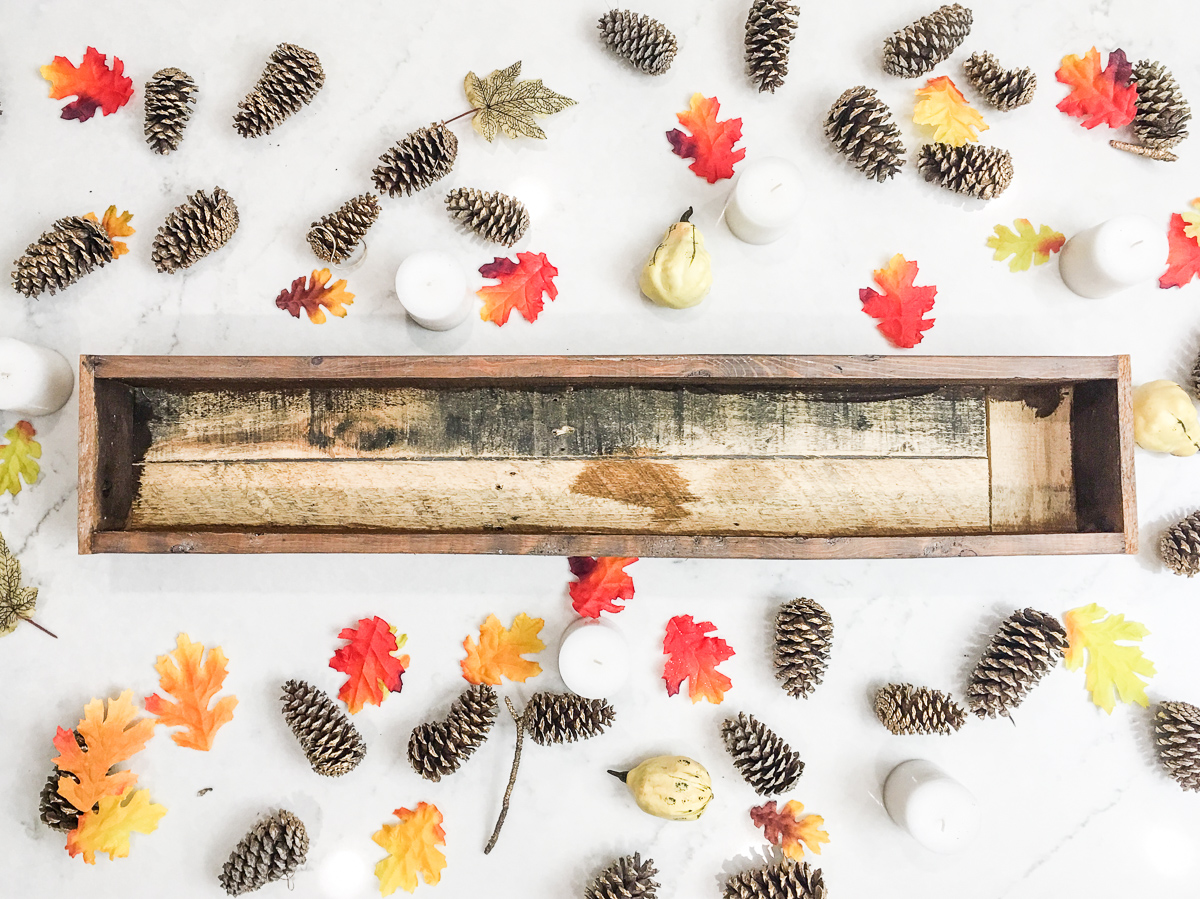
666,93,746,183
373,802,447,895
276,269,354,323
461,612,544,685
143,633,238,751
662,614,734,704
1160,212,1200,289
750,800,830,860
40,47,133,122
84,206,135,258
859,254,937,349
1056,47,1136,129
66,787,166,864
568,557,638,618
329,616,410,714
477,252,559,325
53,691,155,813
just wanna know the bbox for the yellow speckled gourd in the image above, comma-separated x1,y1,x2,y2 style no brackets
638,208,712,308
1132,380,1200,456
609,755,713,820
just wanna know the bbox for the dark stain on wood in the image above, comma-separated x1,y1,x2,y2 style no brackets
571,460,698,521
992,385,1068,419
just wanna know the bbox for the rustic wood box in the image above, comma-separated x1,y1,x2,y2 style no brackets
78,355,1136,558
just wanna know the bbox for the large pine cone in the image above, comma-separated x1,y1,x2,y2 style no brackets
408,684,499,781
1132,60,1191,149
445,187,530,246
918,143,1013,199
774,598,832,699
11,215,113,298
598,9,677,76
724,860,827,899
825,86,905,183
721,712,804,795
874,683,966,735
306,193,380,264
745,0,799,93
279,679,366,776
586,853,659,899
523,692,615,746
1161,510,1200,577
218,809,310,896
152,187,239,274
144,67,198,154
234,43,324,138
1155,701,1200,792
372,123,459,198
968,608,1066,719
882,3,973,78
963,52,1036,111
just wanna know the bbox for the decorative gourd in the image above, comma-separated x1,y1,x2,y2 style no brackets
608,755,712,820
1132,380,1200,456
638,208,713,308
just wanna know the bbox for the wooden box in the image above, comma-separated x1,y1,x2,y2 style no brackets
78,355,1136,558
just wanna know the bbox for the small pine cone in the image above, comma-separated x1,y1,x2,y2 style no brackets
1132,60,1191,149
307,193,380,264
918,143,1013,199
1155,701,1200,792
144,67,198,154
152,187,239,274
774,598,832,699
39,731,92,832
1192,348,1200,399
723,860,827,899
586,853,660,899
963,52,1036,111
11,215,113,298
408,684,499,781
597,10,677,76
1160,510,1200,577
445,187,530,247
372,123,459,198
745,0,799,93
279,679,366,777
882,3,973,79
218,809,310,896
721,712,804,796
874,683,966,735
968,608,1067,719
523,691,615,745
825,86,906,183
234,43,324,138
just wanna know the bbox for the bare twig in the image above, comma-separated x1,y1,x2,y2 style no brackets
442,108,477,126
1110,140,1178,162
24,617,57,638
484,697,524,854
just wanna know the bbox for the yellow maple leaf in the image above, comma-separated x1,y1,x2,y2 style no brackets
987,219,1066,272
460,612,544,684
914,76,989,146
54,690,157,812
66,786,166,863
144,633,238,751
0,420,40,497
1181,198,1200,241
373,802,447,895
84,206,135,257
1063,603,1155,713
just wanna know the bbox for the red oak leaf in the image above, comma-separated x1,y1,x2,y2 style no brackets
666,93,746,183
40,48,133,122
1160,213,1200,289
859,254,937,349
662,614,734,704
477,252,559,325
328,617,409,714
1056,47,1136,129
750,800,831,860
568,557,638,618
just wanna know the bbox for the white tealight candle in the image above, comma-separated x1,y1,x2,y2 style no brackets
724,156,804,245
558,619,630,699
1058,215,1170,298
394,251,471,331
0,338,75,416
882,759,980,853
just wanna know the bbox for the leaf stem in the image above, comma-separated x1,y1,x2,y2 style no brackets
484,697,524,855
442,108,478,126
24,617,57,638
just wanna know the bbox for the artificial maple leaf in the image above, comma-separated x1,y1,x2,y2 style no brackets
461,612,545,685
1181,198,1200,241
143,633,238,751
666,94,746,183
750,800,831,861
40,47,133,122
53,691,156,813
568,557,638,618
477,252,559,325
0,420,41,497
987,219,1066,272
84,206,135,258
1063,603,1155,714
66,787,166,864
329,616,410,714
859,254,937,349
463,60,576,141
914,76,989,146
276,269,354,323
1056,47,1137,129
1161,212,1200,289
0,529,40,637
373,802,447,895
662,614,734,704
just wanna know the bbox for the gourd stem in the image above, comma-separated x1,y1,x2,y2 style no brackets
442,108,478,126
23,617,57,638
484,697,525,854
607,769,629,783
679,207,694,223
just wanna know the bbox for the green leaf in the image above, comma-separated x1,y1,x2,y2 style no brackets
986,219,1065,272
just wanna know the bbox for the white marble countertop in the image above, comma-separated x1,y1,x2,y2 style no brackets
3,1,1199,897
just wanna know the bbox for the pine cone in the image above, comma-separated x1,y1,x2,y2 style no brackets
774,598,832,699
745,0,799,93
968,608,1067,719
39,731,93,832
152,187,239,274
825,86,906,183
306,193,380,264
586,853,660,899
598,10,677,76
724,860,827,899
1160,510,1200,577
372,123,459,198
721,712,804,796
1192,347,1200,400
1132,60,1191,149
918,143,1013,199
11,215,113,298
445,187,530,246
408,684,499,781
279,679,366,776
523,691,615,745
144,67,198,154
1155,700,1200,792
874,683,966,735
233,43,324,138
219,809,309,896
963,52,1036,111
882,4,973,79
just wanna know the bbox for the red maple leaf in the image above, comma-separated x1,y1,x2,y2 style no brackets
477,252,559,325
1056,47,1136,129
328,616,409,714
1160,213,1200,289
662,614,734,704
568,557,638,618
859,254,937,349
40,47,133,122
666,93,746,183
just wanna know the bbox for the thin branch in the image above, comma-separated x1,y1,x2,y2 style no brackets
23,617,57,638
442,108,478,126
1110,140,1178,162
484,697,525,855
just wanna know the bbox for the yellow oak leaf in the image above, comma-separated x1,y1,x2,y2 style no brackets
84,206,135,257
914,76,989,146
66,787,166,863
1063,603,1155,713
1181,198,1200,241
144,633,238,751
373,802,447,895
987,219,1066,272
460,612,544,684
0,420,41,497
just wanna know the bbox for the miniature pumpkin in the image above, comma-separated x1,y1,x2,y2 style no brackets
608,755,712,820
1132,380,1200,456
638,208,712,308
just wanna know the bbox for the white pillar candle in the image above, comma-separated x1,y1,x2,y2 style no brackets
0,338,75,416
394,251,471,331
558,619,630,699
882,759,980,853
724,156,804,245
1058,215,1170,298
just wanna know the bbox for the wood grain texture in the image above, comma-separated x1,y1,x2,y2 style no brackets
77,357,98,554
1116,355,1138,553
987,387,1077,533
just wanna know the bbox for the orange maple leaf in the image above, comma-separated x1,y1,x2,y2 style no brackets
66,786,166,864
568,557,638,618
461,612,545,685
1056,47,1136,129
40,47,133,122
329,616,409,714
373,802,447,895
477,252,559,325
662,614,734,704
53,691,155,813
859,254,937,349
666,93,746,183
84,206,135,258
750,800,830,860
276,269,355,323
143,634,238,751
1160,212,1200,289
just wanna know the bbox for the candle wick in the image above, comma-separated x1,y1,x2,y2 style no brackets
770,183,783,193
1131,240,1144,248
